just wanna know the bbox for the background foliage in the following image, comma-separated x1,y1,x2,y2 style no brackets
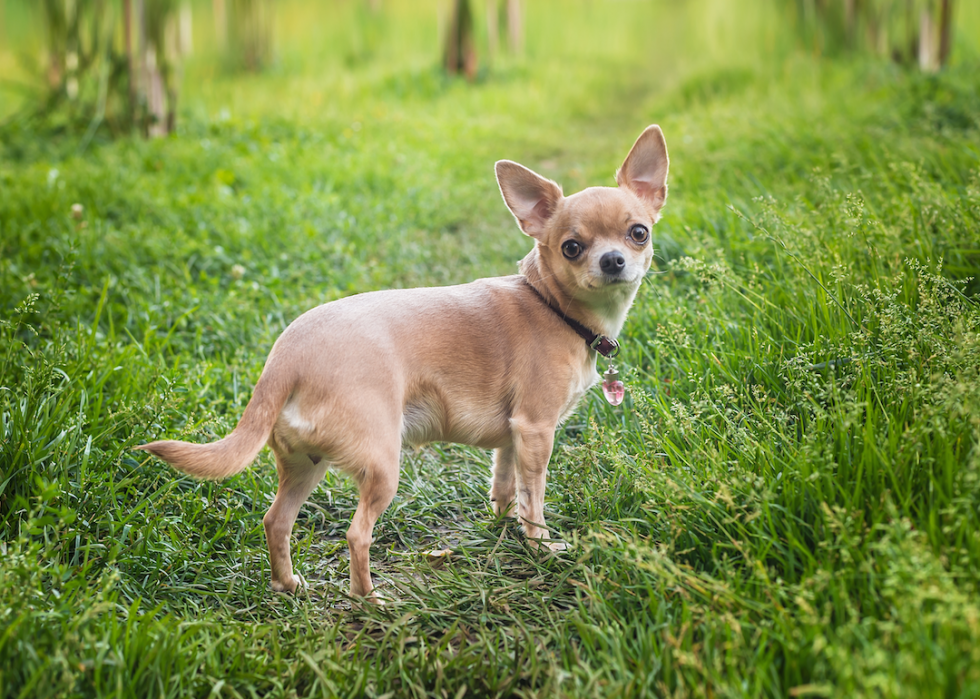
1,1,980,697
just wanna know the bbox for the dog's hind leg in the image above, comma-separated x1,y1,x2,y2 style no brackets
264,450,328,593
512,418,564,551
490,445,518,517
345,441,401,602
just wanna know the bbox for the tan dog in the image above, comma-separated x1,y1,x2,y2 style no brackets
137,125,669,601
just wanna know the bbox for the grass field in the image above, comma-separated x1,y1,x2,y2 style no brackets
2,1,980,696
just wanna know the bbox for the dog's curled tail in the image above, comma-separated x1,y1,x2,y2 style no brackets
135,362,292,480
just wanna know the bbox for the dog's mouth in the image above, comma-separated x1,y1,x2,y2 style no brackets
587,272,643,290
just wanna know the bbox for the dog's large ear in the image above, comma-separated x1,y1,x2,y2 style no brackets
495,160,563,238
616,125,669,218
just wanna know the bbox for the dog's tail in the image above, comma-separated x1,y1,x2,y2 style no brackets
135,359,293,480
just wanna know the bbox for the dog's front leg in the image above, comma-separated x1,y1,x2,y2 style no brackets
513,419,565,551
490,445,517,517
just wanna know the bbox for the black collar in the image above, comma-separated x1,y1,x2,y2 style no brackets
522,278,621,358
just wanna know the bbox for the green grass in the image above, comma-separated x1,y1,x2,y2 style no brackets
2,0,980,696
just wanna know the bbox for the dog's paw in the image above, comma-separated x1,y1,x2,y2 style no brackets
271,573,306,594
350,589,386,606
491,498,517,518
525,534,568,553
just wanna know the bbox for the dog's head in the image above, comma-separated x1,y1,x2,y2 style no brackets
496,125,669,331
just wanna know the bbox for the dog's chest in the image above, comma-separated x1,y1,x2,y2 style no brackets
557,353,600,424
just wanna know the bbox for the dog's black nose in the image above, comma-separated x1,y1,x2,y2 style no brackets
600,251,627,275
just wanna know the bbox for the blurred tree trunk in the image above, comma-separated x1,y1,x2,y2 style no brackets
918,0,941,70
29,0,183,137
486,0,498,64
790,0,956,69
938,0,953,66
129,0,186,135
444,0,476,80
179,1,193,55
486,0,521,64
227,0,274,71
506,0,522,53
40,0,112,105
136,0,148,133
904,0,916,63
41,0,68,90
143,0,180,135
124,0,137,127
213,0,227,46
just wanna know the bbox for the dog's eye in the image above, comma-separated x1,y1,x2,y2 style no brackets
629,224,650,244
562,240,584,259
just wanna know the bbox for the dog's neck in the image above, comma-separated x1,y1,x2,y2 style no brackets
519,248,638,339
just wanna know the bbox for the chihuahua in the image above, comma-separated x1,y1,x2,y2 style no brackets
137,125,669,601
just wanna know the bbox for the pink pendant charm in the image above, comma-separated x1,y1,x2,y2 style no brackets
602,365,625,406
